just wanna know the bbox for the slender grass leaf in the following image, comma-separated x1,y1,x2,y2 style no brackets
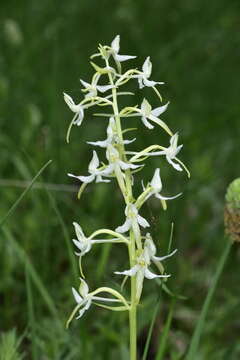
185,241,232,360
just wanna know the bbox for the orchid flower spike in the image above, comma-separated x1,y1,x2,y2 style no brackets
80,77,114,99
88,117,135,148
136,57,164,89
63,93,84,126
137,98,172,135
68,150,110,185
110,35,136,63
115,242,170,300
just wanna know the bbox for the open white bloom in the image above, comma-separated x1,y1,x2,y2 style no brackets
80,78,114,99
116,203,150,235
148,168,182,202
88,117,135,148
68,150,110,184
136,98,172,135
110,35,136,63
115,238,170,299
63,93,84,126
144,233,177,264
138,134,184,172
160,133,183,171
103,145,141,175
72,279,121,320
136,57,164,89
72,222,92,256
72,279,92,319
72,222,121,257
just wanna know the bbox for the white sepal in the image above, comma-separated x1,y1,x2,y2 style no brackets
110,35,136,63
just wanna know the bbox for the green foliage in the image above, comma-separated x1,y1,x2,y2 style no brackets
0,329,24,360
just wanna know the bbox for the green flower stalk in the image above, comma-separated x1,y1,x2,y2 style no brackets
64,35,190,359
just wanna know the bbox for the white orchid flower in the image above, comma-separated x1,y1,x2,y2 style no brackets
127,134,190,177
71,279,122,321
136,57,164,89
160,133,183,171
68,150,110,184
134,99,172,135
103,145,141,175
115,239,170,299
110,35,136,63
63,93,84,126
144,233,177,264
80,78,114,99
137,134,184,172
72,222,92,256
72,222,125,257
87,117,135,148
116,203,150,237
149,168,182,203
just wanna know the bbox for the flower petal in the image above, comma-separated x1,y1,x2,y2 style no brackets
68,173,95,184
115,219,132,233
166,157,183,171
155,192,182,201
142,57,152,78
87,140,108,148
119,161,141,170
96,84,114,93
114,265,139,277
153,248,178,262
123,138,136,145
79,278,89,298
115,54,136,62
148,114,172,136
137,214,150,228
144,268,170,279
111,35,120,53
96,175,111,183
151,168,162,191
143,79,160,88
80,79,90,89
88,151,100,172
141,116,154,129
151,102,169,117
73,222,85,240
72,287,83,304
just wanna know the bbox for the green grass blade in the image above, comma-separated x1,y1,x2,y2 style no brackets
185,241,232,360
155,300,175,360
96,242,112,281
2,226,59,319
25,264,37,360
0,160,52,227
47,191,78,281
142,299,161,360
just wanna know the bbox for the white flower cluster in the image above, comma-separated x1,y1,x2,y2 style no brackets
64,35,189,326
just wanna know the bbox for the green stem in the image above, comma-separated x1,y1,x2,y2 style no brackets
106,59,138,360
129,231,137,360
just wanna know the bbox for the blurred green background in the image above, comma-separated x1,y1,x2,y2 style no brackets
0,0,240,359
